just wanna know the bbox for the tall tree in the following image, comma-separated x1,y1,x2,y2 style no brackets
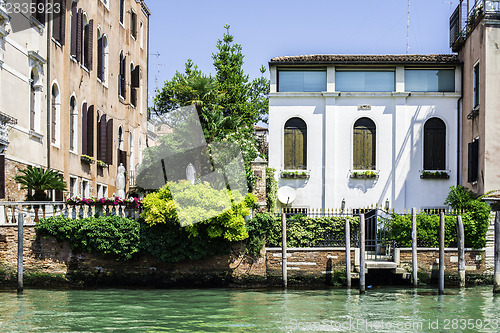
212,24,269,126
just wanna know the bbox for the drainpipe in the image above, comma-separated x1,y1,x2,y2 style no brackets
46,15,51,171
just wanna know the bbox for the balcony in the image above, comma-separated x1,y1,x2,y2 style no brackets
450,0,500,51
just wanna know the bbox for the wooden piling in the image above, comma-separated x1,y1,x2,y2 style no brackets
439,212,445,295
17,212,24,293
457,215,465,288
494,212,500,294
282,212,287,288
359,213,366,294
345,218,351,288
412,207,418,287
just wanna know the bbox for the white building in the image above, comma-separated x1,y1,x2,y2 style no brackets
268,54,462,212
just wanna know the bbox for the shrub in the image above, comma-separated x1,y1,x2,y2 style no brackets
37,216,140,261
141,181,256,242
266,215,360,248
245,213,281,256
386,185,492,249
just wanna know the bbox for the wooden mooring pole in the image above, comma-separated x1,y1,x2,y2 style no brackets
345,218,351,288
457,215,465,288
359,213,366,294
17,212,24,293
494,212,500,294
412,208,417,287
282,212,287,288
439,212,445,295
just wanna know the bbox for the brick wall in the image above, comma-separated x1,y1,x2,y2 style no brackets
0,226,267,286
266,248,355,278
398,248,486,273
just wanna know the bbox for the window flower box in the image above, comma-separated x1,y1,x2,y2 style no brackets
350,170,379,179
281,170,310,179
420,171,450,179
96,160,108,168
81,155,95,164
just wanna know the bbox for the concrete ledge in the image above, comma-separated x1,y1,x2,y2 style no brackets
399,247,485,251
266,247,354,251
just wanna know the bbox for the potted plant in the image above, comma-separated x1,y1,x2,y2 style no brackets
96,160,108,168
14,166,67,201
420,171,450,179
281,170,310,179
81,154,95,164
350,170,379,179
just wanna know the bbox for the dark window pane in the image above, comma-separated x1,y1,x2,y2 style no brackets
423,118,446,170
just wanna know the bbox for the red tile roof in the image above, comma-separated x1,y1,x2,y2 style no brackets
269,54,460,65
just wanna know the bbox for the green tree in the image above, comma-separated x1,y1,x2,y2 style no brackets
14,167,67,201
212,24,269,126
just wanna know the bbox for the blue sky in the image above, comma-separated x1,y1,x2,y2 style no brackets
147,0,460,99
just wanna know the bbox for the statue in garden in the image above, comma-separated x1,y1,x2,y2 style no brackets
116,163,126,198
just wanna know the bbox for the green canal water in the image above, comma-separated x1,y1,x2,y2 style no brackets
1,287,500,332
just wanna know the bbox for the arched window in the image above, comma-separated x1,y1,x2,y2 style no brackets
353,118,376,170
97,30,108,83
284,118,307,170
51,83,60,145
82,14,89,67
424,118,446,170
119,0,125,24
130,62,137,107
69,96,77,152
119,52,126,98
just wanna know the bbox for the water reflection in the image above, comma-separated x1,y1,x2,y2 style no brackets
0,287,499,332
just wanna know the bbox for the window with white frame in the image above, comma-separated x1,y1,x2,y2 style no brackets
130,9,137,39
97,31,108,84
140,21,144,49
119,0,125,25
81,179,90,197
473,62,480,108
30,68,42,133
69,176,77,197
284,118,307,170
51,83,60,145
405,68,455,92
69,96,77,152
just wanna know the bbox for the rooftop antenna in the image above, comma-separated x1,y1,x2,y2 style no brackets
406,0,410,54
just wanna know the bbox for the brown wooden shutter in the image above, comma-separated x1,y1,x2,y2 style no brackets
0,154,5,199
131,65,140,88
76,9,82,63
82,102,87,155
99,114,107,162
53,0,61,41
106,119,113,165
97,114,101,160
59,0,66,45
97,37,103,80
70,2,78,57
87,19,93,70
87,105,94,157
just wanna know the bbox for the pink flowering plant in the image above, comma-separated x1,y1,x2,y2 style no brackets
65,196,143,208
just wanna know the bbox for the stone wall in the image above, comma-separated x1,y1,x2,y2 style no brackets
3,158,28,201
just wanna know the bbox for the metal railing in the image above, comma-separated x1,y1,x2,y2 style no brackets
0,201,141,225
